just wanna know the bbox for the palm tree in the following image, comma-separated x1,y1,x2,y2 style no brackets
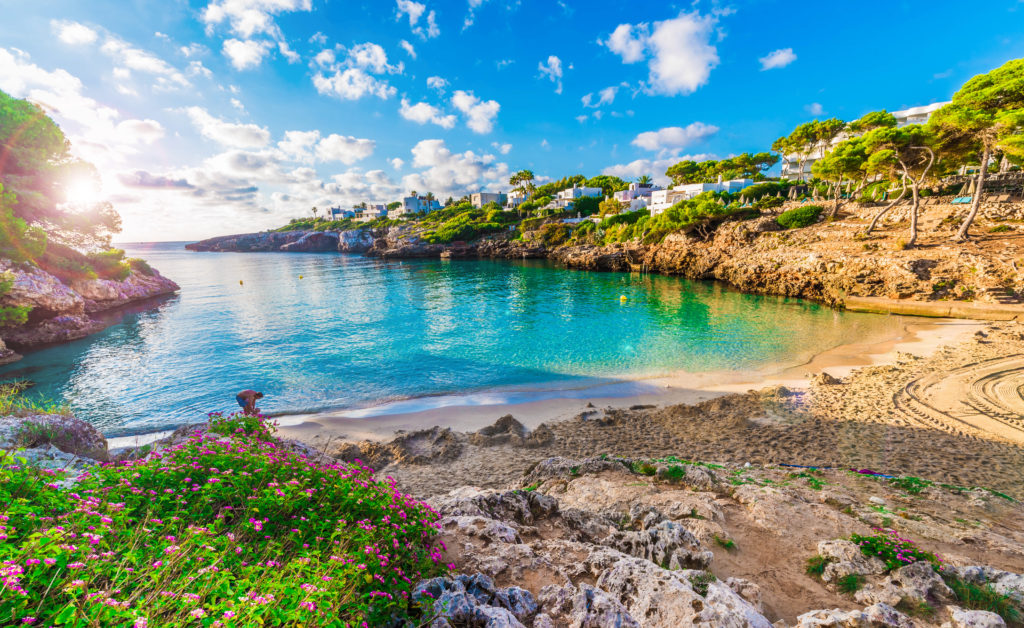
425,192,435,202
509,169,536,197
637,174,653,187
409,190,418,198
311,206,319,221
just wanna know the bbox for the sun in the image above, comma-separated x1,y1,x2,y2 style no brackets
64,176,104,206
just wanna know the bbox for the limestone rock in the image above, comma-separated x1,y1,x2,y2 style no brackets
470,415,553,448
947,566,1024,604
605,519,714,570
817,539,888,584
795,603,916,627
942,606,1007,628
855,561,953,607
0,413,108,461
431,488,559,526
537,583,640,628
414,574,536,627
278,231,340,252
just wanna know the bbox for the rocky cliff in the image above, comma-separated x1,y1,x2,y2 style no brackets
0,260,179,360
186,201,1024,312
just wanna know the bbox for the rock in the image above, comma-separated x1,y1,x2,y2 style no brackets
377,426,463,465
2,314,105,345
942,606,1007,628
855,561,953,607
795,603,916,627
537,583,640,628
947,566,1024,604
5,444,96,482
869,497,887,506
811,372,842,386
726,577,765,613
522,456,628,485
605,519,714,570
71,269,179,313
0,413,108,461
817,539,887,585
278,231,340,252
413,575,537,627
431,488,559,526
470,416,555,449
0,338,21,364
525,423,554,448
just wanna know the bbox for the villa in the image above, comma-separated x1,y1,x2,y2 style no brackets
505,191,527,210
327,206,355,220
553,184,603,210
353,204,387,222
648,177,755,216
470,192,508,208
781,102,950,181
391,195,442,217
613,182,664,212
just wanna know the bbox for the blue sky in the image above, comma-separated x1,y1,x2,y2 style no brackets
1,0,1023,241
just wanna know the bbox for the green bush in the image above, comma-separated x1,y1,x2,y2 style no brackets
753,196,785,210
851,529,942,572
777,204,824,229
537,223,573,247
0,272,31,326
572,196,601,216
806,554,830,577
0,413,445,626
639,193,758,244
86,248,130,281
125,257,155,276
944,574,1022,623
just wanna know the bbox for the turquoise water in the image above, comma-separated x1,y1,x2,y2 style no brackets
0,242,905,436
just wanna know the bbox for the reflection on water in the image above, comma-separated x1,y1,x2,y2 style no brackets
0,242,905,436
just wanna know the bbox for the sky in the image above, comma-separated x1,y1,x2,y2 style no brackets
1,0,1023,242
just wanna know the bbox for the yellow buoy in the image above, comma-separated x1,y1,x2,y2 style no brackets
299,275,304,279
620,295,628,301
239,280,244,285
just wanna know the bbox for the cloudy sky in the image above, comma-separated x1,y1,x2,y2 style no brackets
2,0,1023,241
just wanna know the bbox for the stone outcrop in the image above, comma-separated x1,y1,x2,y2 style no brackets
0,259,178,353
470,415,554,448
0,413,109,461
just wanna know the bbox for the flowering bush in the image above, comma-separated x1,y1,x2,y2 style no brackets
851,528,942,572
0,414,446,626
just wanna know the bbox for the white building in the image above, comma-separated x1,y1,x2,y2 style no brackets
553,184,603,209
327,206,355,220
470,192,508,208
613,182,663,212
354,204,387,222
505,191,527,210
648,178,755,216
781,101,951,181
392,195,442,217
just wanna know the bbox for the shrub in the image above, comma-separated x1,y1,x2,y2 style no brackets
990,224,1012,233
777,205,823,229
125,257,155,276
851,529,942,572
837,574,865,594
753,195,785,210
888,476,933,495
713,534,736,550
0,413,446,626
36,243,98,283
86,248,131,281
943,574,1022,623
572,196,601,216
806,555,831,577
537,223,573,247
687,571,716,596
0,272,31,327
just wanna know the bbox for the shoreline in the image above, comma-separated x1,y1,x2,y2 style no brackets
273,316,983,446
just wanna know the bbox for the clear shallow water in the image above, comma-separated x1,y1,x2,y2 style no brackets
0,242,905,436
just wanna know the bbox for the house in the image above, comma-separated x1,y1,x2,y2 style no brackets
781,101,951,181
613,182,663,212
505,191,527,210
553,184,603,209
470,192,508,208
354,204,387,222
392,195,442,217
648,177,755,216
327,206,355,220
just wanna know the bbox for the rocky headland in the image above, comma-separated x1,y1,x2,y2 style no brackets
185,200,1024,321
0,259,179,363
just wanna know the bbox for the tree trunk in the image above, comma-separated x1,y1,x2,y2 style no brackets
866,176,908,234
828,177,843,218
954,145,990,242
907,182,920,248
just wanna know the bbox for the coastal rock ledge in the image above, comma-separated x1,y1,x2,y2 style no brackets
0,260,179,359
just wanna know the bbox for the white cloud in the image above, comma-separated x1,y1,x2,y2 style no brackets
188,60,213,78
400,39,416,58
402,139,509,199
575,114,588,123
427,75,448,91
491,142,512,155
313,68,396,100
464,0,490,29
806,102,824,115
602,154,715,186
185,106,271,148
451,90,500,134
114,119,165,144
541,139,550,149
277,129,321,162
230,97,245,111
582,85,618,108
315,134,376,164
100,37,191,90
631,122,718,152
311,42,401,101
309,31,327,45
277,40,300,63
51,20,98,45
399,98,456,129
201,0,313,39
759,48,796,70
602,12,719,96
537,55,563,94
222,38,272,70
390,157,405,170
396,0,440,39
180,43,206,57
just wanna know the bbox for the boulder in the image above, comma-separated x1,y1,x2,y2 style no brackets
413,574,537,627
431,488,559,526
605,519,714,570
0,413,108,461
279,231,340,252
2,314,105,346
795,603,916,627
942,606,1007,628
537,583,640,628
855,561,953,607
470,415,555,448
816,539,888,585
947,566,1024,604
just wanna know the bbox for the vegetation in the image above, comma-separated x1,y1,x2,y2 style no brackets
0,413,445,626
851,529,942,572
0,379,68,416
420,202,516,244
777,205,823,229
836,573,865,594
944,574,1022,624
805,554,830,577
666,153,778,185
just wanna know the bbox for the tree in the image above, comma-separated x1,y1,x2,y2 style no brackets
861,125,937,247
585,175,628,197
409,190,418,197
637,175,653,186
425,192,436,202
311,206,319,220
387,201,401,211
772,121,817,179
848,110,898,134
812,137,868,217
665,153,779,185
509,169,536,197
929,59,1024,241
598,198,625,216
